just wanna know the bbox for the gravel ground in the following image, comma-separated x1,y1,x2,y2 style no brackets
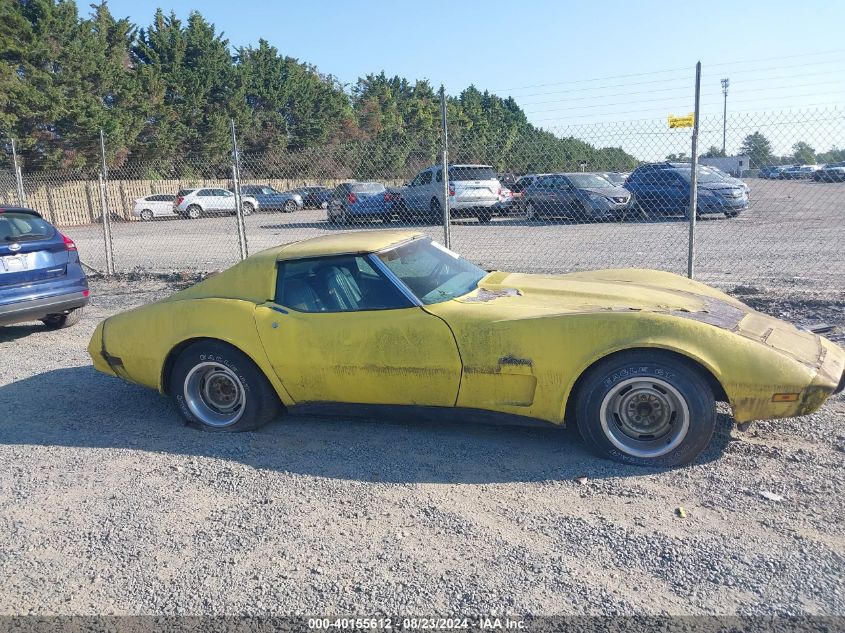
65,178,845,295
1,278,844,617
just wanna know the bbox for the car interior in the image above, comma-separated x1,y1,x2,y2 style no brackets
276,255,410,313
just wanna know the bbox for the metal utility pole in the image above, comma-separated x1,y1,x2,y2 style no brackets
99,130,115,276
231,119,248,261
439,86,451,248
688,63,702,280
10,138,25,205
721,78,730,154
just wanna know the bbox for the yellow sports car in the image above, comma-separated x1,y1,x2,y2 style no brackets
88,231,845,467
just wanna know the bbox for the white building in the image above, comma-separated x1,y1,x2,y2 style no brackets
700,155,751,176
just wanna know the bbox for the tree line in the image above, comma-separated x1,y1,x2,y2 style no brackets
0,0,638,179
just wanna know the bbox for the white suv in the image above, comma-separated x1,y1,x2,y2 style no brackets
173,188,259,219
401,164,507,223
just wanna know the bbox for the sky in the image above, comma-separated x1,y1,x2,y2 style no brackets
102,0,845,158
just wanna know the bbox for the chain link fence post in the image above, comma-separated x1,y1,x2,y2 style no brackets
687,62,701,280
231,119,248,261
439,86,451,248
99,130,115,276
10,138,26,206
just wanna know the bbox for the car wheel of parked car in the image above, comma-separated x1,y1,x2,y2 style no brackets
169,340,282,433
241,202,255,216
186,205,202,220
724,210,740,218
283,200,297,213
41,308,83,330
477,211,492,224
139,209,154,222
575,350,717,467
320,201,329,209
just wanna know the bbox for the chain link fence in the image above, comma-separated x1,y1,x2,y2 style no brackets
2,106,843,296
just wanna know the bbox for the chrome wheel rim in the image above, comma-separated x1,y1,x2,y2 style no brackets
183,362,246,427
242,203,254,215
140,210,153,221
599,377,690,458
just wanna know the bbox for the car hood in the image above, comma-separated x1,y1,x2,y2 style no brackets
450,268,838,371
578,186,630,197
699,182,743,193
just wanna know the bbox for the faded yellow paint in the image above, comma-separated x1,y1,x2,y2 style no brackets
88,231,845,427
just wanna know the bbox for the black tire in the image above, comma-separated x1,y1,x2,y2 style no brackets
140,209,154,222
477,210,492,223
574,350,717,467
724,210,740,218
283,199,298,213
186,205,202,220
169,340,282,432
41,307,83,330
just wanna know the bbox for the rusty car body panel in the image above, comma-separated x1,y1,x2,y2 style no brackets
88,230,845,427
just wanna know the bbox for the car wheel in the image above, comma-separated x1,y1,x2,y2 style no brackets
477,211,492,223
283,199,298,213
186,205,202,220
724,210,740,218
139,209,154,222
169,340,282,432
574,350,716,467
241,202,255,216
320,201,329,210
41,307,83,330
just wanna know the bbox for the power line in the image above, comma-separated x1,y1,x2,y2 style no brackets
497,48,845,93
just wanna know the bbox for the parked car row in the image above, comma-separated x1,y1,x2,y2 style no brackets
322,162,751,225
131,184,335,220
759,163,845,181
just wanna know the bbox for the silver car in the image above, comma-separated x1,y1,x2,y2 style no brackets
401,164,506,223
173,188,259,219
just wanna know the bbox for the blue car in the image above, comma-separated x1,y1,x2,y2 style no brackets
0,207,89,329
625,163,748,218
327,182,394,224
236,185,303,213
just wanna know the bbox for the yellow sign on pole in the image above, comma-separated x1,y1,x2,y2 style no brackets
668,113,695,128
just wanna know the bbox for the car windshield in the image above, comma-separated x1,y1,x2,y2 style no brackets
675,168,725,184
602,173,625,185
567,174,615,188
350,183,386,194
449,166,496,181
0,212,54,243
377,237,487,305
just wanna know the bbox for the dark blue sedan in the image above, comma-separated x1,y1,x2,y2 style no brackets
327,182,394,224
1,207,89,328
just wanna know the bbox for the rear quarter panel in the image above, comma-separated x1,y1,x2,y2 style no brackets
90,298,294,405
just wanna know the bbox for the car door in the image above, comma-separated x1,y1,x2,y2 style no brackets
404,172,425,212
530,175,556,215
554,176,580,213
216,189,236,212
254,254,462,406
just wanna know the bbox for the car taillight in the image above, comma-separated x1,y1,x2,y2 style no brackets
82,289,90,298
347,192,358,204
61,233,77,251
448,183,455,196
175,196,184,206
384,192,394,202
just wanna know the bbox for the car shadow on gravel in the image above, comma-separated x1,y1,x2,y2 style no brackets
0,366,734,483
0,323,47,342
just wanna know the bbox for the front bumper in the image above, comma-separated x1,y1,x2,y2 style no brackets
0,290,89,326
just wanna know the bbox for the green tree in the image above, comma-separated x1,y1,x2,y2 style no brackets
791,141,816,165
739,132,774,168
701,146,725,158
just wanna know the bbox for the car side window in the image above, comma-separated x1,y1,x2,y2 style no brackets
436,170,442,182
536,176,555,189
197,189,212,197
276,255,413,313
420,171,433,185
409,173,422,187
